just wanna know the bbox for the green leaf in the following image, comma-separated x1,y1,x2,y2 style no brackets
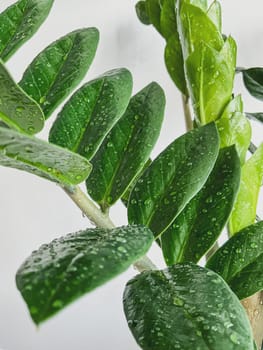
86,83,165,208
0,61,44,134
135,1,151,25
0,0,54,61
161,146,240,265
128,123,219,238
177,1,223,59
0,126,91,185
186,37,236,124
217,95,251,164
229,143,263,234
206,221,263,299
160,0,177,41
123,263,254,350
246,112,263,123
207,0,222,31
49,68,133,160
145,0,163,34
242,68,263,101
19,28,99,118
16,225,154,324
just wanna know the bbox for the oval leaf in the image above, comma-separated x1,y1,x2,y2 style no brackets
207,0,221,31
0,61,44,134
242,68,263,101
161,146,240,265
135,1,151,25
49,68,133,160
86,82,165,209
128,123,219,238
16,225,154,324
0,127,91,185
229,143,263,235
123,263,254,350
19,28,99,118
0,0,54,61
207,221,263,299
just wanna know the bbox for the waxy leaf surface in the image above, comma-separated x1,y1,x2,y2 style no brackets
123,263,254,350
19,28,99,118
0,61,44,134
86,83,165,208
207,221,263,299
16,225,154,324
0,0,54,61
0,127,91,185
207,0,221,31
242,68,263,101
49,68,132,160
161,146,240,265
128,123,219,237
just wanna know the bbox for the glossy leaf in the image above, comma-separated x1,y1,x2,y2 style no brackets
16,225,154,324
135,1,151,25
123,263,254,350
128,123,219,238
49,68,132,160
207,221,263,299
207,0,222,31
160,0,177,41
161,146,240,265
229,143,263,234
217,95,251,164
0,127,91,185
0,0,54,61
186,37,236,124
86,83,165,208
19,28,99,118
145,0,162,34
0,61,44,134
242,68,263,101
246,112,263,123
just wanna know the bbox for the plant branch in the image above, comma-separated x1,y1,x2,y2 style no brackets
181,94,192,131
62,184,157,272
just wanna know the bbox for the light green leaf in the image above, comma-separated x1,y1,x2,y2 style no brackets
186,37,236,124
16,225,154,324
19,28,99,118
0,0,54,61
49,68,132,160
128,123,219,238
0,61,44,134
0,126,91,185
123,263,254,350
207,0,222,31
86,83,165,209
161,146,240,265
229,143,263,234
206,221,263,299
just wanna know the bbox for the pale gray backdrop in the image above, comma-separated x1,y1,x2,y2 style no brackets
0,1,262,349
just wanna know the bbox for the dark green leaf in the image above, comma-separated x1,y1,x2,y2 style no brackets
19,28,99,118
0,61,44,134
0,0,54,61
229,143,263,235
206,221,263,299
246,112,263,123
242,68,263,101
135,1,151,25
49,68,132,160
160,0,177,41
16,225,154,324
207,0,221,31
86,83,165,208
0,126,91,185
161,146,240,265
145,0,162,34
123,263,254,350
128,123,219,238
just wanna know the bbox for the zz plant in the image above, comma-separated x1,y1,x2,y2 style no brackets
0,0,262,349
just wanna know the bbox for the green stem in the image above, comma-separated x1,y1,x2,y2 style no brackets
62,184,157,272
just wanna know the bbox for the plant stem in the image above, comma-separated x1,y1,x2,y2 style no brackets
62,184,157,272
181,94,192,131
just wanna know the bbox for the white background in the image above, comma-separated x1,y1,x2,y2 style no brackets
0,1,262,349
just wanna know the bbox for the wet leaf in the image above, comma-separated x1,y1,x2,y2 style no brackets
0,0,54,61
16,225,154,324
246,112,263,123
128,123,219,238
123,263,254,350
160,0,177,41
207,0,221,31
242,67,263,101
206,221,263,299
19,28,99,118
0,126,91,185
86,83,165,208
0,61,44,134
161,146,240,265
49,68,132,160
229,143,263,234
